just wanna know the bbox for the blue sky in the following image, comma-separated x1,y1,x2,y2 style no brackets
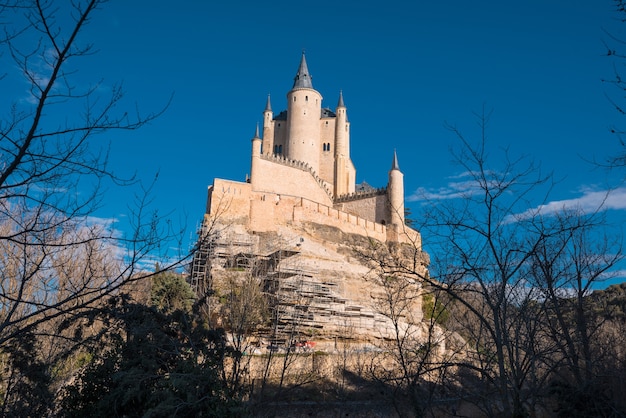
4,1,626,279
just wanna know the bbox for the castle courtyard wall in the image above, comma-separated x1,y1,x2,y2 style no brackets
207,177,421,249
206,179,252,221
253,157,333,206
335,194,389,225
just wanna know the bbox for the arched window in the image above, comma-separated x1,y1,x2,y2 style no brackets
326,143,331,152
278,144,283,154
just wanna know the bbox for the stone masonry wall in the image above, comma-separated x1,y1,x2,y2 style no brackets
207,178,420,249
254,155,333,206
335,193,389,226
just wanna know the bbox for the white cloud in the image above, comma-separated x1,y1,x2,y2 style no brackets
85,215,120,228
17,47,57,105
513,186,626,219
409,173,626,219
598,268,626,281
407,172,484,201
82,215,182,273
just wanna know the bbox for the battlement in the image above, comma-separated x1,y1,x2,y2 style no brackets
335,187,387,203
297,196,387,237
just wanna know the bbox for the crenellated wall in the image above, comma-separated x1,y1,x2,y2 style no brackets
294,197,388,242
207,176,421,250
335,190,390,226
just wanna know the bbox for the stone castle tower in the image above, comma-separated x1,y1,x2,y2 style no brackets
258,53,356,199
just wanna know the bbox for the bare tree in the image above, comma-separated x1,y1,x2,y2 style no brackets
256,272,319,402
0,1,176,411
363,268,452,418
219,270,268,397
363,109,624,416
603,0,626,168
529,210,625,416
403,111,554,416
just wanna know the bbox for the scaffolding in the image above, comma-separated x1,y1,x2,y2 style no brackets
189,223,255,296
188,227,383,349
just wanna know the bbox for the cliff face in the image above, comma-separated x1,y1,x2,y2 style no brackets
196,212,430,349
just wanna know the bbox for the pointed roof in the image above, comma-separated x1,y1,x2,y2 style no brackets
391,149,400,171
254,123,260,139
265,94,272,112
337,90,345,108
292,51,313,89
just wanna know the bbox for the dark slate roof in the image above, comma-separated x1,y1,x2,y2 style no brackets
265,95,272,112
274,110,287,121
391,150,400,171
321,108,336,118
356,181,375,193
273,108,336,121
292,52,313,89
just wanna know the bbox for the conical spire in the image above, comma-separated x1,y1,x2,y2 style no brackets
254,123,260,139
265,94,272,112
292,51,313,89
391,149,400,171
337,90,345,107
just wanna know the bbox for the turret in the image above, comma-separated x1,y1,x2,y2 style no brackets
334,91,354,196
286,52,322,174
335,91,348,159
250,124,262,187
388,150,405,228
262,95,274,155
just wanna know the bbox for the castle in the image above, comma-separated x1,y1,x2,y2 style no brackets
204,53,416,246
193,53,428,344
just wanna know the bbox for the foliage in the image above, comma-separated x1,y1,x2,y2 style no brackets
151,271,195,315
0,2,181,415
59,295,243,417
587,282,626,319
0,332,54,417
421,291,449,325
0,0,175,357
220,273,268,337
